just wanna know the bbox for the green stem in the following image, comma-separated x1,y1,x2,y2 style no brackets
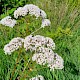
30,27,42,35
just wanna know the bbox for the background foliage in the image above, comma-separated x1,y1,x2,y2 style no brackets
0,0,80,80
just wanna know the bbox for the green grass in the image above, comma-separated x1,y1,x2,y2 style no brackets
0,0,80,80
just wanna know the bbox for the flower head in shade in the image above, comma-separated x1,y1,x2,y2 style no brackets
41,19,51,28
30,75,44,80
4,37,24,55
0,16,16,28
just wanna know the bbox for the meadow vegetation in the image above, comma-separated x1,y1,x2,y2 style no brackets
0,0,80,80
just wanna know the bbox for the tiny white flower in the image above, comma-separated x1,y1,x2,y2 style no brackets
41,19,51,28
30,75,45,80
40,9,47,18
46,37,55,49
14,7,23,19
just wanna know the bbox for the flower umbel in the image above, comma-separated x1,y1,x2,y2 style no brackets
24,35,55,51
32,47,64,71
0,16,17,28
14,4,47,19
4,37,24,55
41,19,51,28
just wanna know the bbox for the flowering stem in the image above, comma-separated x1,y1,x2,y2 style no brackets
19,54,32,79
30,27,42,35
10,49,21,80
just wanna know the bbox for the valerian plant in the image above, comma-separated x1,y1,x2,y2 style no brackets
0,4,64,80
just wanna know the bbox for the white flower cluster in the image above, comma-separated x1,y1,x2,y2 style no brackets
30,75,44,80
3,34,64,71
14,4,47,19
14,7,28,19
0,16,16,28
0,4,51,28
32,47,55,65
24,35,55,51
48,53,64,71
14,4,51,28
24,35,63,71
41,19,51,28
32,47,64,71
4,37,24,55
4,35,55,55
